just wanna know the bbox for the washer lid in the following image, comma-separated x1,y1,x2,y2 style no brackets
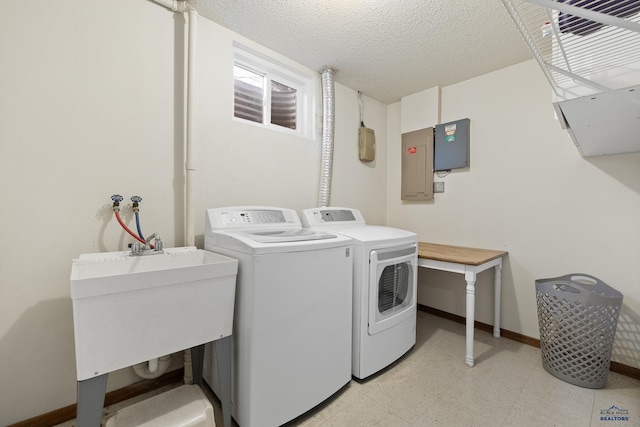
238,229,337,243
205,228,352,254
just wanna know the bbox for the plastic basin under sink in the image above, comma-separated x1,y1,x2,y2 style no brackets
70,246,238,381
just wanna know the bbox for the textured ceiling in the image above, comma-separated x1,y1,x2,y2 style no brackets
191,0,532,104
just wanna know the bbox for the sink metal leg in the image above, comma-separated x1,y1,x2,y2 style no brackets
191,344,205,385
76,373,108,427
215,336,232,427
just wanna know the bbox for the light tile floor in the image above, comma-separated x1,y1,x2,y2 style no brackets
58,311,640,427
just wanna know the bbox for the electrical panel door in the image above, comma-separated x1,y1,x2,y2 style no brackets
401,127,434,201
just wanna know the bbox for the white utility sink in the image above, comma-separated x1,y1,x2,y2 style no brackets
71,246,238,381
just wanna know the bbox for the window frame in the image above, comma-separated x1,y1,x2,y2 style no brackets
233,43,315,140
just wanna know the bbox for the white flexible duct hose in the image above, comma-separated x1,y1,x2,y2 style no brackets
318,66,336,208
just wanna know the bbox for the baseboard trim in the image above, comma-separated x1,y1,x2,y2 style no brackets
418,304,640,381
9,368,184,427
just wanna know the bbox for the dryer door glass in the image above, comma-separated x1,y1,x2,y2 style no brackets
378,262,411,314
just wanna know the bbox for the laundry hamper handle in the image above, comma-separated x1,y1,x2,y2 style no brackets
535,273,623,306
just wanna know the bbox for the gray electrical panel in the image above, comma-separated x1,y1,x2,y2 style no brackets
434,118,470,171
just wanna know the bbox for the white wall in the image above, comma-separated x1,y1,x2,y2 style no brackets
330,87,388,225
0,1,388,424
387,60,640,367
192,18,388,240
3,2,638,424
1,1,180,423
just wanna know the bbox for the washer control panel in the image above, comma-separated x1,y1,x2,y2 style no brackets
206,207,300,230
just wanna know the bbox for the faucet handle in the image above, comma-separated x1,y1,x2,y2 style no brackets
130,241,141,255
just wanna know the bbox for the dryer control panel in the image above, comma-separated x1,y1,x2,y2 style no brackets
300,207,366,227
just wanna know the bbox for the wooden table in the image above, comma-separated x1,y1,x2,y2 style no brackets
417,242,508,367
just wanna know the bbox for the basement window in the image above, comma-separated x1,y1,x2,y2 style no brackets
233,43,314,138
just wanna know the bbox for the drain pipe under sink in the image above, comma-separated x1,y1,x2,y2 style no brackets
133,355,172,379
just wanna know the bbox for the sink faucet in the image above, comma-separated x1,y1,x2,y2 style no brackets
130,233,164,256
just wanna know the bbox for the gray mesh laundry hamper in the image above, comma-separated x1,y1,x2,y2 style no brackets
535,273,623,389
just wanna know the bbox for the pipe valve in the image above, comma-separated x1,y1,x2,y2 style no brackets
131,195,142,212
111,194,124,212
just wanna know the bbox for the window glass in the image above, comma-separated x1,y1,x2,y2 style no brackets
270,80,296,130
233,65,263,124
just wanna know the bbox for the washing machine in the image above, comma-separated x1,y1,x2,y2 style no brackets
300,207,417,380
203,206,353,427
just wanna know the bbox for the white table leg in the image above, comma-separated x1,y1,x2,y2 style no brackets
464,270,476,367
494,262,502,338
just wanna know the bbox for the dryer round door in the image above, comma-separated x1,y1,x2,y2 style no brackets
367,244,417,335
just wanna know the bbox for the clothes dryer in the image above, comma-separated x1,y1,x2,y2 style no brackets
203,207,353,427
300,207,417,380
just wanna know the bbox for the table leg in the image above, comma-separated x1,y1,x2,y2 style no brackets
215,336,233,427
494,262,502,338
464,271,476,367
76,373,108,427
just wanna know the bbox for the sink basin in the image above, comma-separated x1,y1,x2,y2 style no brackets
71,246,238,381
71,246,237,298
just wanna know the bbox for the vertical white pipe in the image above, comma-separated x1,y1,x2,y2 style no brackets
185,8,197,246
182,7,198,385
149,0,196,385
318,66,336,208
